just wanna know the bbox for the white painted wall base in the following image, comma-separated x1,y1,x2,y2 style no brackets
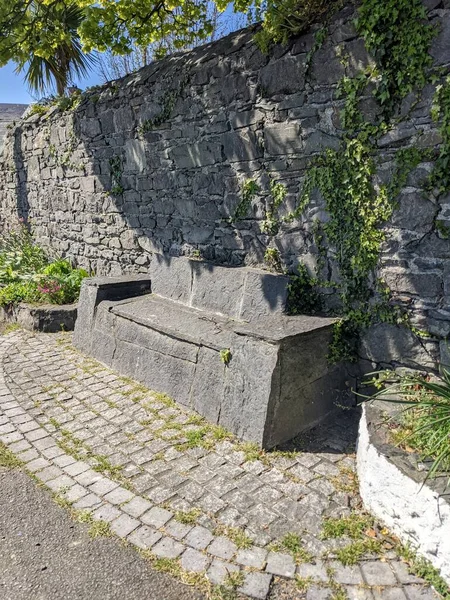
357,404,450,583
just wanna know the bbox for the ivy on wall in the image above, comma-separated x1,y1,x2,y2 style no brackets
280,0,449,363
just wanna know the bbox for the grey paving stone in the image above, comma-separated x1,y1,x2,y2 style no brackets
74,468,103,487
141,506,173,528
122,496,153,518
345,586,374,600
306,586,332,599
33,436,57,451
331,562,364,585
41,446,65,459
152,537,185,559
236,546,267,569
127,525,162,550
19,448,40,463
46,474,76,493
361,561,397,586
185,525,214,550
207,559,241,585
26,457,51,472
391,562,423,584
63,461,91,477
35,465,64,483
238,571,272,600
53,454,76,468
164,519,193,540
26,428,50,442
89,478,119,496
110,513,140,538
9,439,32,453
92,503,122,523
403,585,440,599
297,561,329,582
2,431,23,444
208,536,237,560
103,487,135,505
265,551,296,578
180,548,210,573
63,483,89,503
72,493,103,510
372,588,407,600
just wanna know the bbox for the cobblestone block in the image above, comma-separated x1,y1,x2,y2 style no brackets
152,536,185,559
185,525,214,550
207,559,241,585
164,519,193,540
103,486,135,505
208,536,237,560
236,546,267,569
122,496,153,518
180,548,210,573
89,478,119,496
26,457,51,472
297,561,329,582
361,561,397,586
35,465,64,483
141,506,173,528
72,493,102,510
92,503,122,523
63,461,91,477
128,525,162,550
265,552,296,578
331,563,364,585
238,572,272,600
110,513,140,538
46,474,76,492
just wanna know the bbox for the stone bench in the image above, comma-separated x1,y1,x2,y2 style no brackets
73,257,350,448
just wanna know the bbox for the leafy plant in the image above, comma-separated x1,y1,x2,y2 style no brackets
367,366,450,479
287,263,322,315
0,226,88,307
220,348,232,366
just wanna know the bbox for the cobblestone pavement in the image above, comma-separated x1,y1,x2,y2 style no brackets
0,330,440,600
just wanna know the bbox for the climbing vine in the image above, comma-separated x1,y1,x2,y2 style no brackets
282,0,446,363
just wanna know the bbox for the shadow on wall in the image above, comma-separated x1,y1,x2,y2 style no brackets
1,7,448,372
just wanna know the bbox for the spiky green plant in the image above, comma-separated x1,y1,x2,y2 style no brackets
366,365,450,481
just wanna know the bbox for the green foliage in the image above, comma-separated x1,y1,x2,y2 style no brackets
355,0,436,114
264,247,282,272
0,226,88,307
321,514,373,540
260,179,287,235
428,76,450,195
138,73,189,133
233,179,260,221
7,2,96,96
369,365,450,478
253,0,341,53
397,544,450,598
109,156,124,195
220,348,232,366
287,263,322,315
0,224,48,283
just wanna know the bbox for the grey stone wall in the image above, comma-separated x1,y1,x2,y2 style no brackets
0,104,28,152
0,3,449,372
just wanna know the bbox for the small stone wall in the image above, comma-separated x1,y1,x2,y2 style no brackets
0,303,77,332
0,104,28,152
357,402,450,584
0,2,449,372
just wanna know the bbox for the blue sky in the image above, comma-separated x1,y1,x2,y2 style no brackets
0,61,103,104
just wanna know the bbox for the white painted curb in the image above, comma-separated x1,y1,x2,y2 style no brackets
357,404,450,583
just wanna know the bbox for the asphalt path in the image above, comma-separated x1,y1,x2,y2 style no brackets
0,466,204,600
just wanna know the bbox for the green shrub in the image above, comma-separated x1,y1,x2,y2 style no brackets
0,227,89,307
367,366,450,479
0,224,48,283
0,281,40,306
